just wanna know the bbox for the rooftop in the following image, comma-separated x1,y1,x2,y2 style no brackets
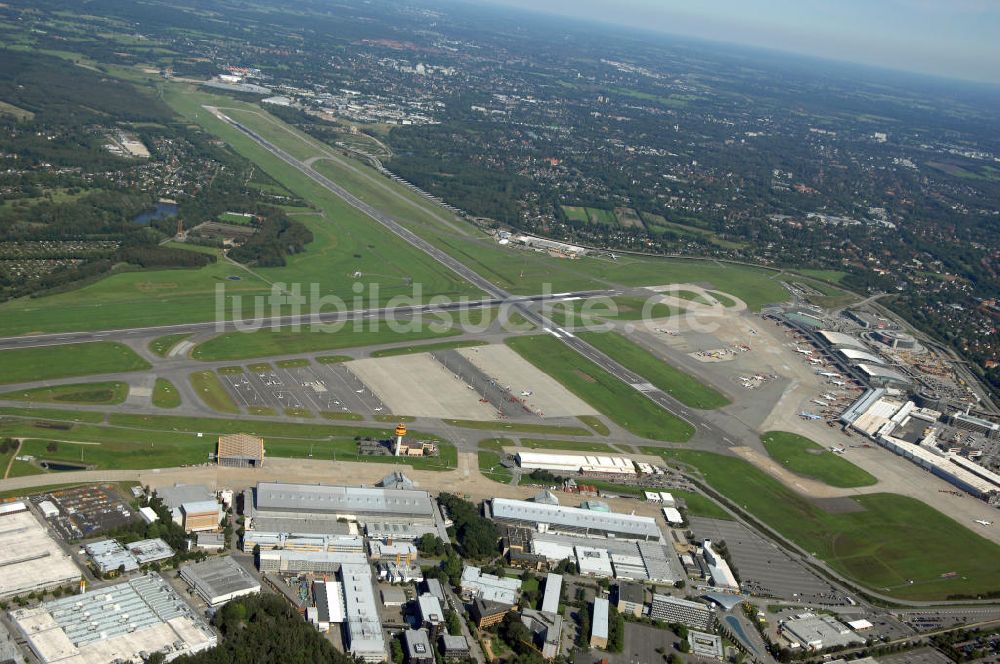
155,484,213,510
0,508,81,599
179,556,260,605
217,433,264,460
490,498,661,540
255,482,434,519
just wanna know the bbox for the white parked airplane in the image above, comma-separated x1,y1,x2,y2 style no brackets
831,380,846,386
975,520,993,527
798,411,822,420
818,371,841,378
812,399,829,407
520,391,533,397
822,393,837,401
795,348,813,355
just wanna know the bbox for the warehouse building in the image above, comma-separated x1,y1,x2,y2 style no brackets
180,500,223,533
488,498,662,541
780,614,864,650
251,482,436,526
703,541,739,591
311,579,345,631
417,593,444,628
217,433,265,468
541,573,562,614
590,597,609,649
515,451,636,477
649,594,713,630
12,574,216,664
243,532,364,554
341,563,387,662
85,538,173,574
257,550,367,574
0,503,81,599
180,556,261,607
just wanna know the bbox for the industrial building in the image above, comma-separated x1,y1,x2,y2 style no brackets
341,563,387,662
780,614,864,650
368,539,418,562
528,533,682,583
520,608,563,659
180,500,223,533
311,579,345,631
403,629,433,664
950,412,1000,439
250,482,436,525
243,532,364,554
649,594,713,630
615,581,645,617
488,498,662,541
461,566,522,605
590,597,609,649
417,593,444,628
216,433,264,468
515,451,637,477
836,347,886,365
541,573,562,614
12,574,216,664
180,556,261,607
84,538,173,574
257,549,367,574
0,503,81,599
856,363,912,388
703,541,739,591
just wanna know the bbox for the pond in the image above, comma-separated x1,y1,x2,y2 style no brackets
133,202,179,225
39,460,89,472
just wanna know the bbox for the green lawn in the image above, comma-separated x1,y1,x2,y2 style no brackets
579,331,729,409
761,431,876,488
478,450,513,484
189,371,240,414
369,340,487,358
673,290,711,305
506,335,694,442
546,295,678,326
671,489,732,520
192,324,461,361
0,381,129,405
518,438,615,452
651,448,1000,600
275,359,311,368
442,419,592,437
149,333,191,357
19,437,207,470
578,415,610,435
152,378,181,409
316,355,352,364
0,343,150,384
0,406,105,423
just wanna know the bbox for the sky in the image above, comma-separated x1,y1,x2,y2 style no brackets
480,0,1000,85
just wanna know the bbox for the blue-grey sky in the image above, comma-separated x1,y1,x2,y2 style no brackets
483,0,1000,84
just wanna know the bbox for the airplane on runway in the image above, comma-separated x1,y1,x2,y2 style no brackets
355,389,365,393
831,446,846,454
799,411,822,420
975,520,993,527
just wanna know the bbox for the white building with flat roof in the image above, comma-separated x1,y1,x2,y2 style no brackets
515,452,636,476
0,505,81,599
703,541,739,591
461,566,522,605
489,498,661,541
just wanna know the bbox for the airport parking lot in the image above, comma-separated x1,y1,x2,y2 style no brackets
689,516,851,605
218,361,388,416
30,484,136,541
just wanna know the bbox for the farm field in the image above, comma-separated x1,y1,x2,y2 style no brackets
506,335,694,442
0,343,149,384
191,323,461,361
0,381,129,405
653,448,1000,600
578,331,729,409
761,431,877,488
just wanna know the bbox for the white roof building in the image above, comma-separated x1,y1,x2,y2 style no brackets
0,508,81,599
515,452,636,476
662,507,684,525
489,498,661,541
541,573,562,614
460,566,522,605
703,541,739,591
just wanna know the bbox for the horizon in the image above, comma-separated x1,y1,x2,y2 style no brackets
472,0,1000,86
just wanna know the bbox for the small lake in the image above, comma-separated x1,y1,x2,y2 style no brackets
133,202,179,225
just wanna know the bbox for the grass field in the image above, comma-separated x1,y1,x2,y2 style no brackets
152,378,181,409
547,295,678,326
651,448,1000,600
478,450,514,484
578,415,610,435
579,332,729,409
671,489,732,520
761,431,877,488
369,340,487,358
517,438,615,452
189,371,240,414
0,381,129,405
275,359,311,368
442,419,593,437
0,343,150,384
192,324,461,361
316,355,352,364
0,406,105,423
149,333,191,357
506,335,694,442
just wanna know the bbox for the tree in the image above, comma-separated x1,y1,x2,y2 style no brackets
416,534,446,557
445,609,463,636
390,637,404,664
